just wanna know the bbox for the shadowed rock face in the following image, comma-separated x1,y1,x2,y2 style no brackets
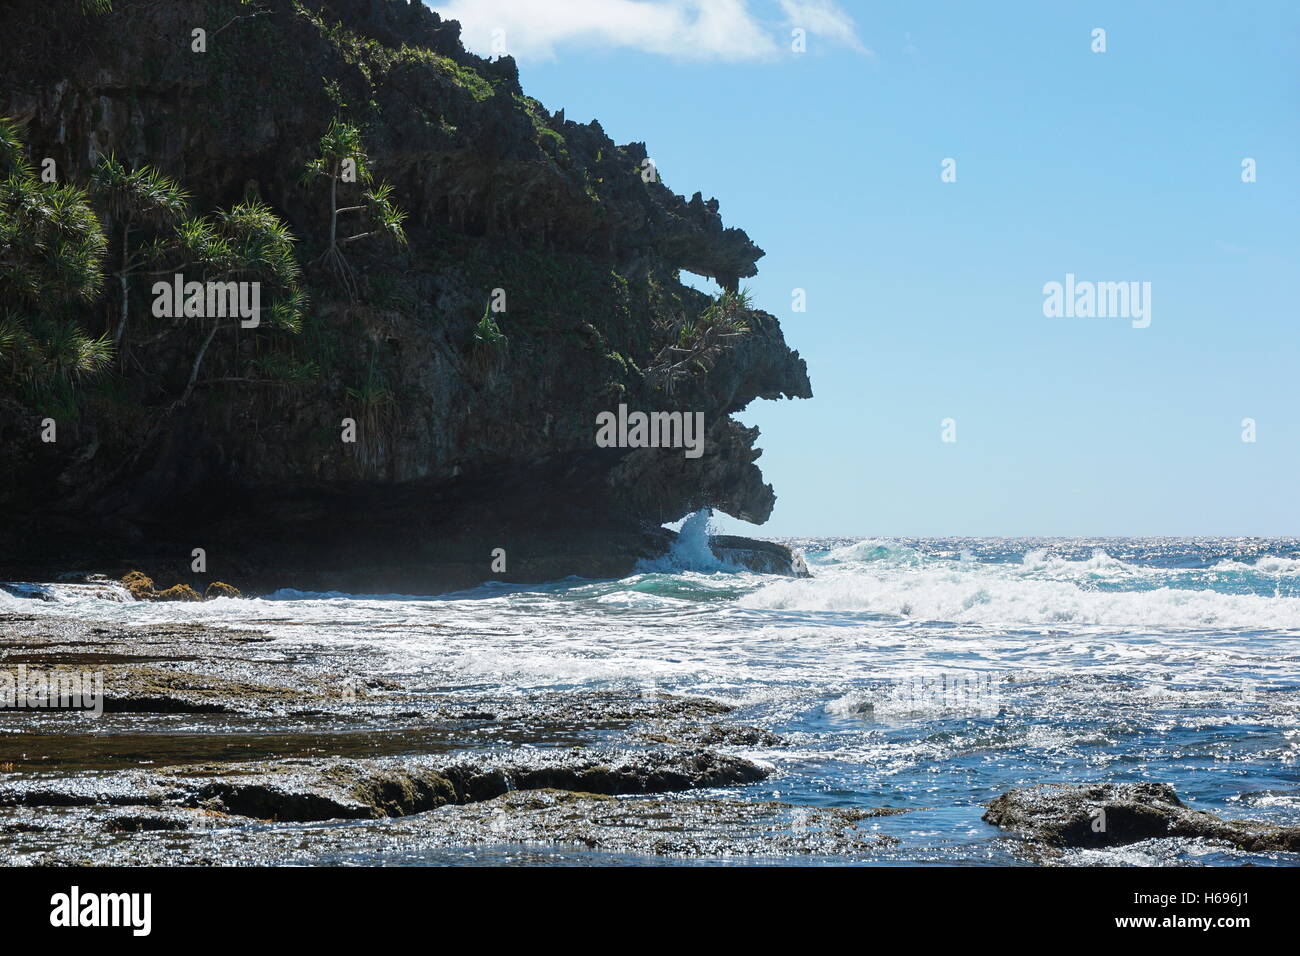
710,535,810,577
0,0,811,591
984,783,1300,854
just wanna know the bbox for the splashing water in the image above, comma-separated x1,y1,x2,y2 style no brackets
636,508,731,573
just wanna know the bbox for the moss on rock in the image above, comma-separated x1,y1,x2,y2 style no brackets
120,570,155,601
154,584,201,602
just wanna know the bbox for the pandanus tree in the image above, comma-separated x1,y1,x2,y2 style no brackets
302,118,407,297
0,117,111,388
647,287,752,396
152,201,307,402
90,154,189,350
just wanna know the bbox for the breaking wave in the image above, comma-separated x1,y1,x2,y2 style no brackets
741,540,1300,630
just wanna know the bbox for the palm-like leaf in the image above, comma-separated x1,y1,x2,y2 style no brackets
29,320,113,382
0,122,111,391
0,315,36,368
304,119,372,185
472,305,507,346
91,155,189,226
365,182,408,247
0,117,32,179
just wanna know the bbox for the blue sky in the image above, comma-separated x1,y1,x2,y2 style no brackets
429,1,1300,537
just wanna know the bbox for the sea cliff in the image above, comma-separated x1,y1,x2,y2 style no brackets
0,0,810,591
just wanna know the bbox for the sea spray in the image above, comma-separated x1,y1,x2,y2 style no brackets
634,508,748,574
671,509,722,570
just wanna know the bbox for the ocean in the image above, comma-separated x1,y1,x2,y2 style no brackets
3,515,1299,866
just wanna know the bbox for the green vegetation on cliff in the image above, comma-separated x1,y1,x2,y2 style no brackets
89,154,190,349
0,119,111,397
302,117,407,298
3,118,323,411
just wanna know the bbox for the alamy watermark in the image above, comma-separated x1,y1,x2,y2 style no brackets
881,673,1003,717
596,404,705,459
152,274,261,328
1042,273,1151,328
1,665,104,717
50,886,150,936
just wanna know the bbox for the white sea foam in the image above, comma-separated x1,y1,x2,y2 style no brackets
1019,547,1139,577
822,539,921,566
4,538,1299,689
741,543,1300,630
1213,555,1300,574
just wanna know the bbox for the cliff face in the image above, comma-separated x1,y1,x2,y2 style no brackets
0,0,811,591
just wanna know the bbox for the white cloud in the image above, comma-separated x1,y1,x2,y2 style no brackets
779,0,870,55
427,0,865,62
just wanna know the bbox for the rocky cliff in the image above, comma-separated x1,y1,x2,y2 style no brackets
0,0,811,592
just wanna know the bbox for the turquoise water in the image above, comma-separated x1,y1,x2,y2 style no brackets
5,526,1299,864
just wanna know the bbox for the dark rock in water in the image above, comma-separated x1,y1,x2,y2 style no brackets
182,764,399,822
653,723,783,747
693,723,784,747
709,535,810,576
443,748,771,799
0,773,175,810
13,578,131,602
984,782,1300,853
0,582,56,601
102,810,193,833
170,749,772,822
203,581,242,600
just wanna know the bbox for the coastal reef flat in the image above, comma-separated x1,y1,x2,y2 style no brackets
0,612,899,864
